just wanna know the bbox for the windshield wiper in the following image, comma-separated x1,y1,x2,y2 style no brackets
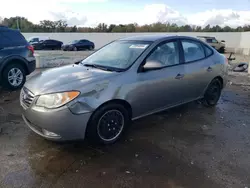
83,63,121,72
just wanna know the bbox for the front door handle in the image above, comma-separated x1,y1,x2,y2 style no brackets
175,74,184,79
207,67,212,72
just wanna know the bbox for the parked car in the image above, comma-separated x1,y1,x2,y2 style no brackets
61,39,95,51
20,35,228,145
28,36,49,44
197,36,225,53
0,26,36,90
32,39,63,50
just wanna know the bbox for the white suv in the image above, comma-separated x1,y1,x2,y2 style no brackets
197,36,225,53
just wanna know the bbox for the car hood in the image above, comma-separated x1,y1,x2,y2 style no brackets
24,64,117,95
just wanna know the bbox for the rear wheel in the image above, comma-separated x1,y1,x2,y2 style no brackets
89,46,94,50
202,79,222,107
2,63,26,90
73,47,78,51
86,103,130,145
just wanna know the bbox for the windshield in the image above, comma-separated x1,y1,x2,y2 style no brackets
29,38,39,43
81,40,152,70
69,40,79,44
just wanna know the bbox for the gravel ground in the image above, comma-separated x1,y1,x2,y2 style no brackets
0,71,250,188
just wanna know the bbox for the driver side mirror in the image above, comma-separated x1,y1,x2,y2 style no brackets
142,60,163,72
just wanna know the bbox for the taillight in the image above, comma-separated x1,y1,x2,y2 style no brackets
27,45,34,55
224,55,228,64
225,57,228,64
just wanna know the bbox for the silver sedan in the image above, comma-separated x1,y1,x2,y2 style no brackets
20,35,228,145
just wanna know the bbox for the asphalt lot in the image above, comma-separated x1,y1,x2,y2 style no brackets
0,71,250,188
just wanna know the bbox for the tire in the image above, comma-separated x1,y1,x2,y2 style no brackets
218,47,225,54
202,79,222,107
2,63,26,90
73,47,78,51
86,103,130,145
89,46,94,50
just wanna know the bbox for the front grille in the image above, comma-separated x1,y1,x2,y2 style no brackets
20,87,35,108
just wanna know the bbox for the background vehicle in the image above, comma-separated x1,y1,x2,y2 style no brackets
61,39,95,51
197,36,225,53
32,39,63,50
0,26,36,90
21,35,228,145
28,36,49,44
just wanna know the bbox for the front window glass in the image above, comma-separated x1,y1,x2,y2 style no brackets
81,40,152,70
146,41,179,66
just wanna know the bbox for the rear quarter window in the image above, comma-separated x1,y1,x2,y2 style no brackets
182,40,206,63
204,45,213,57
0,30,27,47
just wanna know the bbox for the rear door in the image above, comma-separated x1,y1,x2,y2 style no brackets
180,39,215,100
79,40,88,49
50,40,60,49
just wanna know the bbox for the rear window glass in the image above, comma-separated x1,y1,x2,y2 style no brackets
0,30,26,46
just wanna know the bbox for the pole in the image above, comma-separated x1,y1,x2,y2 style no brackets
16,17,19,30
248,62,250,74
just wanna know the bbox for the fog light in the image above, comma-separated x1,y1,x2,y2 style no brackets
42,129,60,137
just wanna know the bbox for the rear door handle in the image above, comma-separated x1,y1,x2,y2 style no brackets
207,67,212,72
175,74,184,79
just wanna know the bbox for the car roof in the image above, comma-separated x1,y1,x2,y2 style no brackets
197,36,215,39
119,35,202,42
0,26,20,33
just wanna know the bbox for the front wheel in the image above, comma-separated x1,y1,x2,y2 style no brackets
2,63,26,90
202,79,222,107
86,103,130,145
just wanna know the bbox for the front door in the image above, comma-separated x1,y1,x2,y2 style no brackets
130,40,187,118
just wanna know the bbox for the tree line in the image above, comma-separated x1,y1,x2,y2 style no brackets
1,16,250,33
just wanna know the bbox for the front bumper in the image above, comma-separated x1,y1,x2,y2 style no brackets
21,104,92,141
62,45,73,51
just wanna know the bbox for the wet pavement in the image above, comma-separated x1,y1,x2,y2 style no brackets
0,81,250,188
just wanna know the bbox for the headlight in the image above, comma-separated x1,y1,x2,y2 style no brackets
36,91,80,109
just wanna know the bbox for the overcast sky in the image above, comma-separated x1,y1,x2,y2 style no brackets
1,0,250,27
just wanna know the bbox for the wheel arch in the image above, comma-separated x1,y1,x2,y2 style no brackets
213,76,223,88
92,99,132,120
202,76,224,97
0,56,29,75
